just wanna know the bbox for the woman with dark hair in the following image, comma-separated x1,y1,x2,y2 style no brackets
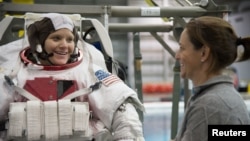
173,16,250,141
0,13,145,141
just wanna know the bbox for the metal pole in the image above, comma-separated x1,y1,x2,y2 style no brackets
1,2,229,18
171,60,181,139
133,32,144,122
109,23,173,32
150,32,175,58
1,3,104,16
110,6,228,17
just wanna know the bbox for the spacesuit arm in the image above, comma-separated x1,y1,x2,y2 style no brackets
0,76,15,140
0,77,15,122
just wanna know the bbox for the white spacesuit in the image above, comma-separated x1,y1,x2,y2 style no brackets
0,13,145,141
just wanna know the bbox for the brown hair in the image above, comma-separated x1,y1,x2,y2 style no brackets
185,16,250,73
27,18,54,52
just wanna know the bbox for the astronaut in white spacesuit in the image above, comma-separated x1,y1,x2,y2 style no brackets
0,13,145,141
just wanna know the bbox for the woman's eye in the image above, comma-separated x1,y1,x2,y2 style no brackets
67,38,73,42
53,36,60,41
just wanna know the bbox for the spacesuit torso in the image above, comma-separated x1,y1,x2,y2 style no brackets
1,45,145,141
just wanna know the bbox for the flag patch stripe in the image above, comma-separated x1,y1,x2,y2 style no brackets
102,74,121,86
95,70,121,86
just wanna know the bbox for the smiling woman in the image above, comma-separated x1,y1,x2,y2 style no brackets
0,13,145,141
173,16,250,141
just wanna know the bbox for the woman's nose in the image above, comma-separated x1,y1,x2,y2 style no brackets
59,39,68,47
175,50,180,60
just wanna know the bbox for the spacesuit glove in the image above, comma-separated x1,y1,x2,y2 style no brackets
117,137,145,141
94,129,113,141
0,131,7,141
112,101,144,141
89,119,113,141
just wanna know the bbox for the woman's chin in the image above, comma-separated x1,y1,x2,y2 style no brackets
180,72,187,79
52,60,68,65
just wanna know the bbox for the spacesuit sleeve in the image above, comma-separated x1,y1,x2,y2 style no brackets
88,64,145,130
0,39,23,121
0,77,14,122
87,64,145,140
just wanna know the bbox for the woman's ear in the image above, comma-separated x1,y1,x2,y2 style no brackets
200,45,210,62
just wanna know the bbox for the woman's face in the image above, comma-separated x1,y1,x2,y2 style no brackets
43,28,75,65
175,29,203,80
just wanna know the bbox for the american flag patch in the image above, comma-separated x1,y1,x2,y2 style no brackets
95,70,121,86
